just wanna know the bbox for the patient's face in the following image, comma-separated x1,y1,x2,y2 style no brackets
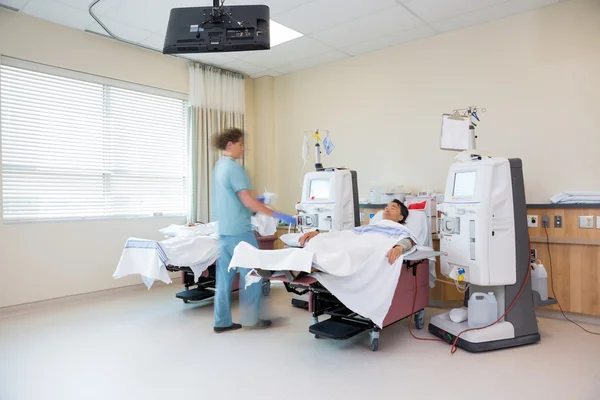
383,201,403,223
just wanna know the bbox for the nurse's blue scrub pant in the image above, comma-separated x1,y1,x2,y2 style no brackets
214,231,263,328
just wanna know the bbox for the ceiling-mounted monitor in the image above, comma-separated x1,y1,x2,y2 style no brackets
163,3,270,54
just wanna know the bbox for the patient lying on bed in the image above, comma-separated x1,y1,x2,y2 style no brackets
228,199,421,327
300,200,414,268
229,199,418,278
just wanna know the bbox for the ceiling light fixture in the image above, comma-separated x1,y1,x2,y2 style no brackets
269,20,303,47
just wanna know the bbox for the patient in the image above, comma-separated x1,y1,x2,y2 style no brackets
299,199,415,265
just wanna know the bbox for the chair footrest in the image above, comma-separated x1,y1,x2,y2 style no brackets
309,318,369,340
175,288,215,301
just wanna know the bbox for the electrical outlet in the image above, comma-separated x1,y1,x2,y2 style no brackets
530,249,537,262
527,215,538,228
597,216,600,229
542,215,550,228
579,216,594,229
554,215,562,228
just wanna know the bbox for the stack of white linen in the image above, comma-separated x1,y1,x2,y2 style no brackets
550,191,600,204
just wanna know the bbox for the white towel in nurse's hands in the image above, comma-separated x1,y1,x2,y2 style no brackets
251,213,278,236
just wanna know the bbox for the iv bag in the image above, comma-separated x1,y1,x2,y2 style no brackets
302,134,310,161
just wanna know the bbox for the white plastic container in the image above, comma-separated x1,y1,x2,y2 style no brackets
381,193,394,203
468,292,498,329
531,263,548,301
369,184,382,204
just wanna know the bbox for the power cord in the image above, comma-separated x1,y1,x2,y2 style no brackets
407,267,446,343
543,226,600,335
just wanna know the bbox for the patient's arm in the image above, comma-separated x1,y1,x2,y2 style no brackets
299,230,320,246
386,238,414,264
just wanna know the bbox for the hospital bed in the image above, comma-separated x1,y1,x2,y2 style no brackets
167,233,277,303
113,218,278,303
257,210,443,351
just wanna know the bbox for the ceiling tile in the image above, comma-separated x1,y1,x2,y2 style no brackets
310,5,423,49
139,33,167,51
221,59,265,75
55,0,120,15
103,0,201,34
404,0,509,23
250,70,281,78
184,53,236,67
342,25,437,56
430,0,563,33
229,0,314,16
86,18,153,43
22,0,94,30
0,0,28,10
238,36,334,69
274,0,399,35
274,50,348,74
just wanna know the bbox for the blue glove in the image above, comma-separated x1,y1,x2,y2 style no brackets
256,196,265,203
274,212,296,226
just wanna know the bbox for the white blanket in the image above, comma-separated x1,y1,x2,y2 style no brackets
229,220,419,327
113,215,279,289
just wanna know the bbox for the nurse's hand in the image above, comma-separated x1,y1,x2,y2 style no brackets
274,212,296,226
387,245,403,265
299,231,319,247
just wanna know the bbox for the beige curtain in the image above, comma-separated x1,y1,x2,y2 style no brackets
188,63,246,223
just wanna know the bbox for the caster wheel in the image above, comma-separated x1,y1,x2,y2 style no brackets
370,338,379,352
262,282,271,296
415,309,425,330
183,299,189,304
314,335,320,339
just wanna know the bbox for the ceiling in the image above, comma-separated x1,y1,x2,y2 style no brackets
1,0,565,78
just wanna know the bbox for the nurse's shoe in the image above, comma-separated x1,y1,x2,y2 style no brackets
243,319,272,329
214,323,242,333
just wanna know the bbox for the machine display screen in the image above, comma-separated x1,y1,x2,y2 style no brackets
453,171,476,197
309,179,330,200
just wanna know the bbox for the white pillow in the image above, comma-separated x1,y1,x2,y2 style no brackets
279,233,303,247
369,210,384,225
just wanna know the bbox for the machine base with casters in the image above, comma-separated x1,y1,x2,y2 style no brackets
428,312,541,353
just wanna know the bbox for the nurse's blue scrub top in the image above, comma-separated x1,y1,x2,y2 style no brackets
212,156,252,235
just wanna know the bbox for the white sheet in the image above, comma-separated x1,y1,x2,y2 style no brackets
113,215,279,288
228,220,419,327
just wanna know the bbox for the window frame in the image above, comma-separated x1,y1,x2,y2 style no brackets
0,56,189,223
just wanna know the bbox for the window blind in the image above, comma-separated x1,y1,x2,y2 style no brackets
0,64,188,221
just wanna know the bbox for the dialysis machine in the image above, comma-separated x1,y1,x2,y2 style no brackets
429,107,541,352
295,169,360,232
428,156,540,351
290,168,360,309
289,167,360,309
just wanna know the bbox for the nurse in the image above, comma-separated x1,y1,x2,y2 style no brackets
212,128,296,333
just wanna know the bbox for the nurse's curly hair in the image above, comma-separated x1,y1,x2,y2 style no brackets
215,128,244,150
392,199,409,224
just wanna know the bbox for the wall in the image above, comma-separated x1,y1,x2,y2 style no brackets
252,77,276,194
272,0,600,213
0,9,252,307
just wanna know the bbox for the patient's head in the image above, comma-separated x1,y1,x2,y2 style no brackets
383,199,409,224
